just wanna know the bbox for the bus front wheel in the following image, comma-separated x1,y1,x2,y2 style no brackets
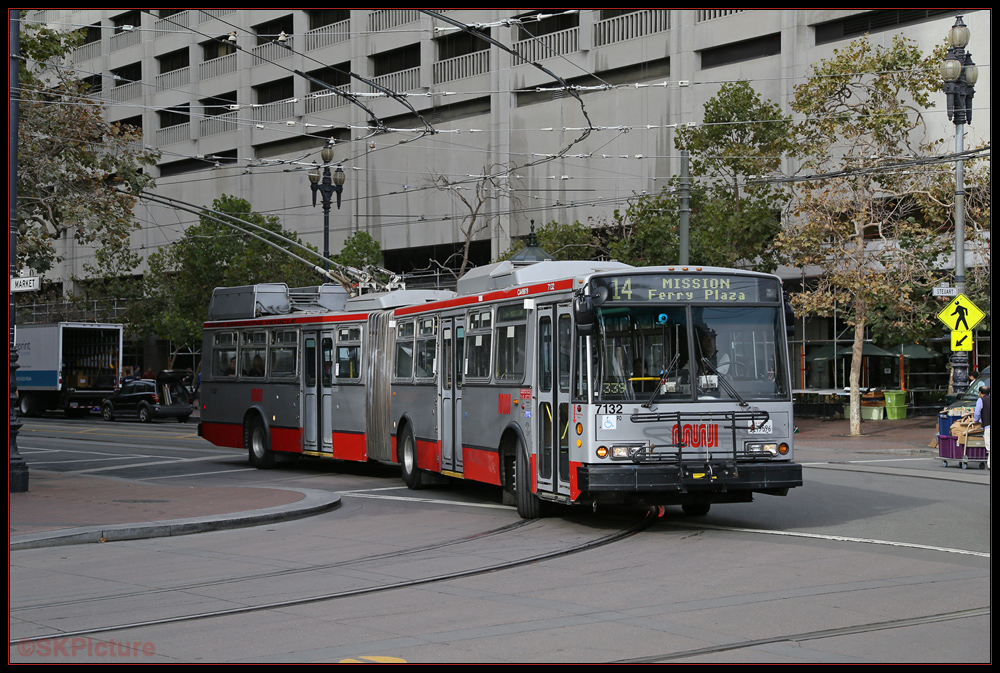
514,446,542,519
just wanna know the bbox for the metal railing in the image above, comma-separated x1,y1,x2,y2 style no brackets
433,50,489,85
594,10,670,47
251,38,294,66
106,80,141,102
514,27,579,63
305,85,351,114
368,10,420,32
368,67,420,95
154,10,189,34
110,29,140,52
199,52,237,80
697,10,746,22
304,19,350,51
251,97,296,123
155,67,190,91
155,122,191,146
73,40,102,65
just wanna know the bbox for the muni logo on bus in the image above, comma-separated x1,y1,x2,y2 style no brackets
672,423,720,448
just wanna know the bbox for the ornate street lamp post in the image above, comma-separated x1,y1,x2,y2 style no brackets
308,143,346,272
940,15,978,394
10,10,29,492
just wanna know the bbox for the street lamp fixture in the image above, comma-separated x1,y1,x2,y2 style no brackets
940,15,977,394
308,142,346,271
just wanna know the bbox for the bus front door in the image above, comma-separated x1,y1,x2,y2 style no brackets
536,305,572,498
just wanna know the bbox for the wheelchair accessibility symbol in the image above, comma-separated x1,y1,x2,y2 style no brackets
602,415,617,430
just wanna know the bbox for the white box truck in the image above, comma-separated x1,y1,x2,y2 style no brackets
14,322,124,417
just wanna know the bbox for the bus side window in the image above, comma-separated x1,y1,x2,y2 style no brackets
241,330,267,378
336,326,362,381
212,332,237,378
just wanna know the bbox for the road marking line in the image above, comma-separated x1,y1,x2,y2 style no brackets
668,522,990,558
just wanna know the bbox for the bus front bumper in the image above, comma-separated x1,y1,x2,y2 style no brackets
576,461,802,495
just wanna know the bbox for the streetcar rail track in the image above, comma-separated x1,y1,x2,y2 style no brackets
10,519,536,613
616,607,990,663
10,510,658,644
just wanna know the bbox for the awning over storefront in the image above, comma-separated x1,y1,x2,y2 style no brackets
891,344,943,359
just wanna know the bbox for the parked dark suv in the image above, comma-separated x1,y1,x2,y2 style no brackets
102,371,193,423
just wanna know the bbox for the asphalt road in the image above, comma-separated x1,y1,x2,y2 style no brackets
10,417,991,663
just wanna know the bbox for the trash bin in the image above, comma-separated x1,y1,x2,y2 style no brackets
884,391,906,406
860,406,884,420
938,413,951,436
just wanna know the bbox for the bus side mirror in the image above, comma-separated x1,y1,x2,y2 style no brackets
783,294,795,339
574,295,596,337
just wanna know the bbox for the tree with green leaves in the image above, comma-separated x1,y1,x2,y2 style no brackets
334,231,382,269
497,219,604,262
15,19,158,279
133,195,323,358
778,35,948,435
612,81,792,271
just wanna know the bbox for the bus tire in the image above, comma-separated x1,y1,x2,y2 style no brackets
399,425,424,490
682,503,711,516
247,416,275,469
515,445,542,519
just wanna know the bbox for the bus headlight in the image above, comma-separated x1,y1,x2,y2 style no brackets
744,442,778,458
596,445,609,459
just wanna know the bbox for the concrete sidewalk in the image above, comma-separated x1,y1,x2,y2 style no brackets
6,414,955,550
9,472,340,550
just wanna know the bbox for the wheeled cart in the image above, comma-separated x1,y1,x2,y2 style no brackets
938,434,987,470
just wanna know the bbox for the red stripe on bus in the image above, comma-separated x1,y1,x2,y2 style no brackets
461,446,501,486
530,453,538,493
201,422,243,448
416,438,440,471
569,460,582,501
271,426,303,453
332,431,366,461
394,279,575,317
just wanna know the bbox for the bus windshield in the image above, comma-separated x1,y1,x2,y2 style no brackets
594,305,789,403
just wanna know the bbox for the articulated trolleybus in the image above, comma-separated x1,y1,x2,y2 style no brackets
199,260,802,517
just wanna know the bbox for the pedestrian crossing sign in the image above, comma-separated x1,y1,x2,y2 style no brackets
937,294,985,331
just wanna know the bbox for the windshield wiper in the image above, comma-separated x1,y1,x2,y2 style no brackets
642,353,680,409
699,357,749,408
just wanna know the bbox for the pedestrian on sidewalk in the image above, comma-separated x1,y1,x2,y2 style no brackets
973,385,990,469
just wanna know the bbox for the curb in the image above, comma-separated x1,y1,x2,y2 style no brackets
10,488,341,551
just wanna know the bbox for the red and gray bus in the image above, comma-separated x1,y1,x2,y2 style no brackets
198,260,802,517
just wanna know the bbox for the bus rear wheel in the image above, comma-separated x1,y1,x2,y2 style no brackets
247,416,275,469
400,425,423,489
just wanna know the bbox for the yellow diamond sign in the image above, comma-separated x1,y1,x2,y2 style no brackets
937,294,985,332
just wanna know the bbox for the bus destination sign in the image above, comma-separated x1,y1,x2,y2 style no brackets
591,274,778,304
